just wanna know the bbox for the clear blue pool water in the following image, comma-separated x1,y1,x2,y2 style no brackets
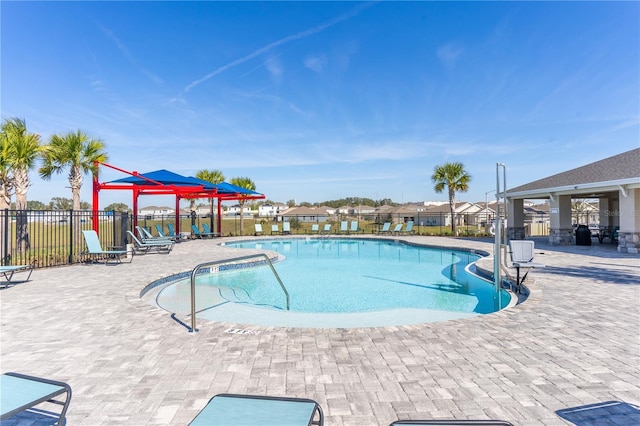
153,239,509,328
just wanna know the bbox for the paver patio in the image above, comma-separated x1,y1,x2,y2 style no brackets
1,236,638,425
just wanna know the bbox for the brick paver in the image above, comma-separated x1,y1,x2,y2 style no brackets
1,236,638,425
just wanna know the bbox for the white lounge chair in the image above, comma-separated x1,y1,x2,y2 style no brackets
282,221,291,235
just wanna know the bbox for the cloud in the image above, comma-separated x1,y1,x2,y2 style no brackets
304,55,327,73
183,2,375,93
265,57,283,82
437,42,464,67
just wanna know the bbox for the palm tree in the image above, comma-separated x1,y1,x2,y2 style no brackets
195,169,225,233
431,162,471,235
39,130,108,211
1,118,42,252
229,176,256,235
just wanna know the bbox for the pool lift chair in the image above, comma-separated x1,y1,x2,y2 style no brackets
1,372,72,425
189,393,324,426
507,240,545,294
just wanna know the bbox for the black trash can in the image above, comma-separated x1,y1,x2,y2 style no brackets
576,224,592,246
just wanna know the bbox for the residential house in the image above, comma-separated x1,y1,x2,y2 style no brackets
280,207,329,223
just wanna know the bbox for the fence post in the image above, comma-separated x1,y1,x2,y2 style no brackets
68,209,74,264
2,209,8,265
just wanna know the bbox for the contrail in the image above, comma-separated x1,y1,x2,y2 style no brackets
183,2,375,93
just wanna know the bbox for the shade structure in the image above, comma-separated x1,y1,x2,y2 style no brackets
92,163,265,233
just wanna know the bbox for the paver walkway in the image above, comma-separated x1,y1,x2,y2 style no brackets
1,236,638,425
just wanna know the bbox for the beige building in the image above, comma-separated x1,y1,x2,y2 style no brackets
506,148,640,254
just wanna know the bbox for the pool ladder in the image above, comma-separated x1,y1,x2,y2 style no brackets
188,253,289,333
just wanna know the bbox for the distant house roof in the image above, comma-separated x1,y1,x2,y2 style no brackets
508,148,640,198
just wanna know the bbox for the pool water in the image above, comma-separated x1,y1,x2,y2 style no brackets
154,239,509,325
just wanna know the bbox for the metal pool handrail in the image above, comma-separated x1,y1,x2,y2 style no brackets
189,253,289,333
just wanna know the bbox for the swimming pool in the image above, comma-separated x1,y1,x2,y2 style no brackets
144,238,511,328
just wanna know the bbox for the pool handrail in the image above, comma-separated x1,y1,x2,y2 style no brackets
189,253,289,333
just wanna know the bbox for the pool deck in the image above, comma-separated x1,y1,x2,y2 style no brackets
1,236,638,425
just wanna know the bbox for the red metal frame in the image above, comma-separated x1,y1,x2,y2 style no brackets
92,162,264,234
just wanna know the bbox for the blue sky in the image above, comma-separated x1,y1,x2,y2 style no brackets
2,1,638,208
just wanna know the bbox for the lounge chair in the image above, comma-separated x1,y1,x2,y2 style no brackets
202,223,220,237
378,222,391,234
271,224,280,235
321,223,332,235
282,221,291,235
390,421,513,425
189,393,324,426
136,225,174,243
350,220,361,234
82,230,131,264
1,372,72,424
339,221,349,234
0,264,34,285
127,230,174,253
191,225,216,239
155,224,183,242
402,221,414,235
167,223,186,241
310,224,319,234
255,224,264,236
508,240,545,293
392,223,403,234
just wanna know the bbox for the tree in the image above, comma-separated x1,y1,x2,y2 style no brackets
49,197,73,210
431,162,471,235
229,176,256,235
27,200,46,210
1,118,41,251
195,169,225,232
39,130,108,211
104,202,130,212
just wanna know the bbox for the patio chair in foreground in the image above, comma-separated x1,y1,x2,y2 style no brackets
0,264,34,285
508,239,545,294
1,372,72,425
127,231,174,253
82,230,131,264
390,420,513,425
189,393,324,426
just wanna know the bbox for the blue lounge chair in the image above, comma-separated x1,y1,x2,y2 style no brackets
350,220,361,234
339,221,349,234
390,421,513,425
255,224,264,236
191,225,216,239
155,224,183,242
202,223,220,237
392,223,403,234
378,222,391,234
136,226,174,243
282,221,291,235
189,393,324,426
310,224,319,234
167,223,185,240
271,224,280,235
0,264,34,285
403,221,414,235
127,231,174,253
82,230,131,264
321,223,332,234
1,372,72,424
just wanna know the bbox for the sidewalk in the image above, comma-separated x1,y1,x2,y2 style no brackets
1,236,638,425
